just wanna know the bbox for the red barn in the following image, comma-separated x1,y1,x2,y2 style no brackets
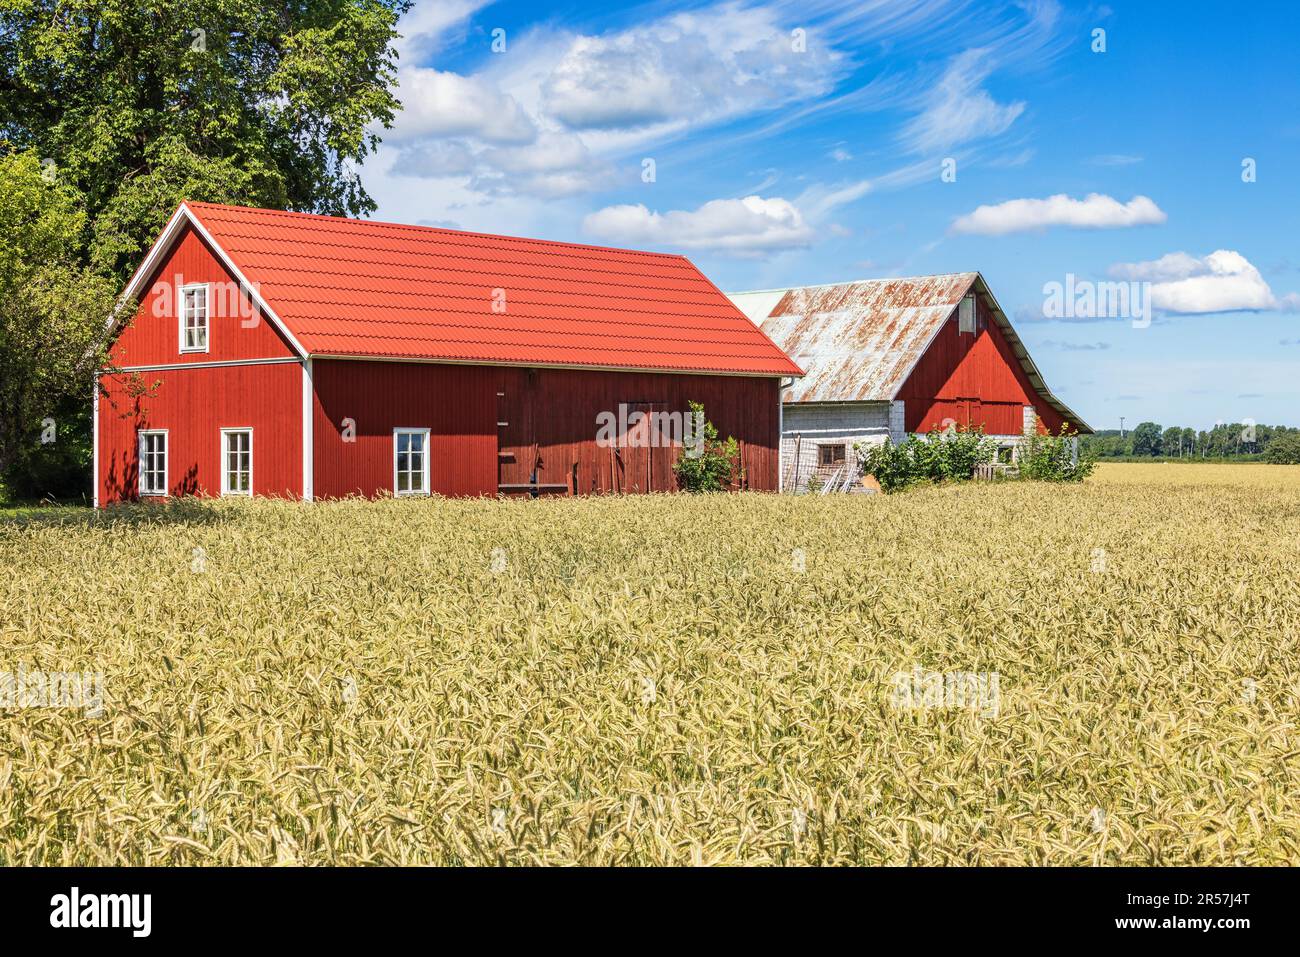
95,202,801,505
727,274,1092,491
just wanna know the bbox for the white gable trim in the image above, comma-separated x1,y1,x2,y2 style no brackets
109,203,309,360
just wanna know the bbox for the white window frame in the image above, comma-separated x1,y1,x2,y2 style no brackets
958,293,976,334
220,428,254,497
138,429,168,497
393,428,431,496
179,283,210,354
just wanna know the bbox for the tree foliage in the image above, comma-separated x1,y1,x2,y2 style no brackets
0,150,120,491
1,0,410,276
1081,421,1300,461
1265,432,1300,465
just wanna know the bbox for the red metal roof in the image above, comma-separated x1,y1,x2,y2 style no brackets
182,202,801,376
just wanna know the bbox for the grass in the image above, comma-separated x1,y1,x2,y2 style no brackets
1,464,1298,865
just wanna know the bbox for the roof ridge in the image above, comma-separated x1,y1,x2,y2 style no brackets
184,201,691,263
726,272,980,296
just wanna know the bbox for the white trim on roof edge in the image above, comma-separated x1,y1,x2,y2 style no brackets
109,202,309,360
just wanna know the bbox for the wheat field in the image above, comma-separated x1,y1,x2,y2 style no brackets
1,463,1298,865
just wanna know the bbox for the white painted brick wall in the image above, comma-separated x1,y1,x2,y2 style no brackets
889,400,906,445
781,402,892,492
1022,405,1038,436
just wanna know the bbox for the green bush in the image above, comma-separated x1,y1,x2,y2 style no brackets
672,401,741,492
858,426,997,493
1018,425,1094,482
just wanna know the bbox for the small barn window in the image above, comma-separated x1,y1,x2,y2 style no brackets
179,284,210,353
139,430,168,497
221,429,252,496
393,428,430,496
818,443,846,466
958,294,976,334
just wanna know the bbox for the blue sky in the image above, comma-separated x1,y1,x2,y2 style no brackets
364,0,1300,431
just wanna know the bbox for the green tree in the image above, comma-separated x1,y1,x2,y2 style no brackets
1,0,409,277
1266,432,1300,465
0,151,120,496
1162,425,1183,457
1131,421,1162,456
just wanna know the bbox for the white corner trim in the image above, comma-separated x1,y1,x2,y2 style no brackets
302,358,314,502
92,374,100,508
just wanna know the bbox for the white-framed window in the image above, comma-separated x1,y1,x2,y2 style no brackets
393,428,430,496
221,429,253,496
958,293,977,334
179,283,210,353
138,430,168,497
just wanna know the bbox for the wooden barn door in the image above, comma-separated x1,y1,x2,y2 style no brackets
617,402,674,493
496,369,536,494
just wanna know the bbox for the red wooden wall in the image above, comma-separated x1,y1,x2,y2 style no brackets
899,295,1067,434
109,223,296,367
311,359,780,498
98,362,303,503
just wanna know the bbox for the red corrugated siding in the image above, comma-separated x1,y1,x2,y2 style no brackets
110,223,297,367
98,362,303,504
899,296,1066,434
310,359,779,497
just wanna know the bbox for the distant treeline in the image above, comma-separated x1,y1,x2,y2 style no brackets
1080,422,1300,464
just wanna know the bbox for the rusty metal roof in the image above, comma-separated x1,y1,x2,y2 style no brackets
727,273,1091,432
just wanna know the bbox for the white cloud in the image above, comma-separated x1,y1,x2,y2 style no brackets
900,48,1025,153
474,133,616,198
950,193,1167,235
1109,250,1297,314
582,195,815,257
391,68,536,145
542,5,841,131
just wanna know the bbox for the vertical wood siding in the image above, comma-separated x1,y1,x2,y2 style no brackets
311,360,498,498
109,224,298,367
97,362,303,504
310,360,780,498
898,296,1068,434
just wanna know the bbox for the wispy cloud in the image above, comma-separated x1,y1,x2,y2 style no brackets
1087,153,1143,166
900,48,1025,153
